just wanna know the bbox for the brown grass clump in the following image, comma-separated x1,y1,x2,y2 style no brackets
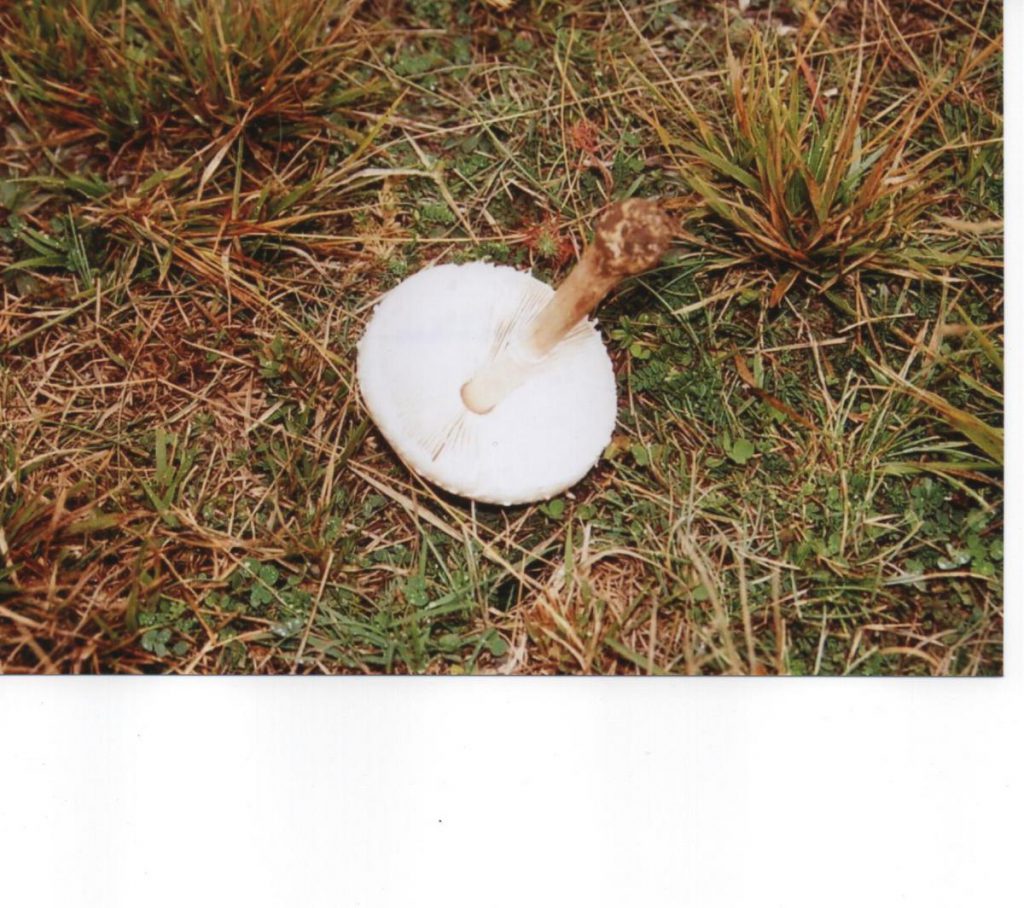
1,0,373,145
645,4,1000,289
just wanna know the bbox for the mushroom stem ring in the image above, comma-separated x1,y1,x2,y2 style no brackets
357,198,672,505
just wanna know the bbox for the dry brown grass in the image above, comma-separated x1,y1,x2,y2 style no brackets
0,0,1003,674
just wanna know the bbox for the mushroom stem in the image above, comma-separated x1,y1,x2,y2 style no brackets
527,243,625,356
461,198,672,415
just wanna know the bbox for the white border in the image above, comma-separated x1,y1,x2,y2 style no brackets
0,675,1020,906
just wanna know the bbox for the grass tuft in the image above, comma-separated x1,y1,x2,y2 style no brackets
648,9,1000,292
1,0,373,145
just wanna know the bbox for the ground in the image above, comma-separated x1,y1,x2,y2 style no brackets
0,0,1003,674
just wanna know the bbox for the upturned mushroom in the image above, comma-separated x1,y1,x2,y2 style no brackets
357,198,671,505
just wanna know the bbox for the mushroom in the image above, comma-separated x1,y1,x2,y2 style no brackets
357,198,671,505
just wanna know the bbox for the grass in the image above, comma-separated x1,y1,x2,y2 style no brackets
0,0,1003,675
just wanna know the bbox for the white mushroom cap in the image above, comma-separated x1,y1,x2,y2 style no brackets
357,199,671,506
357,261,616,505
